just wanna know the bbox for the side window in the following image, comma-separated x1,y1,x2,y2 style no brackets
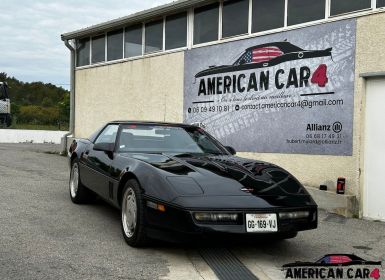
94,125,119,145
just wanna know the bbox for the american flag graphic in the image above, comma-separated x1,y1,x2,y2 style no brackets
243,46,284,64
324,255,352,264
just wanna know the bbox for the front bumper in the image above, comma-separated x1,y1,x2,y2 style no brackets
144,202,317,240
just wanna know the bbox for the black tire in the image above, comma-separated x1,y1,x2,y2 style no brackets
69,159,93,204
121,179,148,247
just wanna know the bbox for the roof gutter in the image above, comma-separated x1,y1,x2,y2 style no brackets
61,39,76,155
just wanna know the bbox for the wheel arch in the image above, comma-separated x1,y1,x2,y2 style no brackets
70,152,78,165
118,171,141,207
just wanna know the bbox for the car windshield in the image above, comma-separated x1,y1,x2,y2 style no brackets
117,125,227,155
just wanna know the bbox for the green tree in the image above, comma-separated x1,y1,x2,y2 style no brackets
1,72,70,129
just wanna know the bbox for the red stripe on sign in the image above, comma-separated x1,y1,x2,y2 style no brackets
252,46,283,63
253,47,282,52
253,51,283,57
330,256,351,264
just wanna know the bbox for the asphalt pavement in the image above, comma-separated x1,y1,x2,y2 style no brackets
0,143,384,280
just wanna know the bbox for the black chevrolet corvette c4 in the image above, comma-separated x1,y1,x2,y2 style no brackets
68,121,317,247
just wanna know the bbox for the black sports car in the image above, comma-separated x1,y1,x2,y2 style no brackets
282,254,382,267
68,121,317,247
195,41,332,78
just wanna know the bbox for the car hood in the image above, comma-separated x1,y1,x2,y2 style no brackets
125,153,316,208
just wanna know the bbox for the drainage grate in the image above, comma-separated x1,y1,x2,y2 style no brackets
198,248,258,280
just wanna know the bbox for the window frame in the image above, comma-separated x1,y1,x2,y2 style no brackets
165,12,188,50
107,29,124,62
91,34,106,64
378,0,385,8
75,0,384,69
124,23,144,59
193,2,221,46
286,0,327,26
221,0,250,39
329,0,373,17
144,18,164,54
75,37,91,67
251,0,286,34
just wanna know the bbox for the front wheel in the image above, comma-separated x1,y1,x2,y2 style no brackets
121,179,148,247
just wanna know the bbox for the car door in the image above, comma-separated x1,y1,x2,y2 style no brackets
81,124,119,198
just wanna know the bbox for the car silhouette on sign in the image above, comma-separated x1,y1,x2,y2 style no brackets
195,41,332,78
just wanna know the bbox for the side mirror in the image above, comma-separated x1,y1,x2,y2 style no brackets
225,146,236,155
94,142,114,153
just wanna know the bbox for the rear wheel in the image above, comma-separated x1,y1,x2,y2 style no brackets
121,179,148,247
69,160,93,204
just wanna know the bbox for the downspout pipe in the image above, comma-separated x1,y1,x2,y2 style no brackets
61,39,75,155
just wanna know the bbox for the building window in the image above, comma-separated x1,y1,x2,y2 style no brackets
222,0,249,38
194,3,219,44
145,19,163,54
252,0,285,33
288,0,325,26
107,29,123,61
76,38,90,67
124,24,143,58
330,0,371,16
378,0,385,8
91,34,105,64
165,12,187,50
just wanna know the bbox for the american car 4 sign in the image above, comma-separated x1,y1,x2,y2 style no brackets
183,19,356,155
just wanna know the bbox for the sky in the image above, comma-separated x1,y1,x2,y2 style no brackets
0,0,173,89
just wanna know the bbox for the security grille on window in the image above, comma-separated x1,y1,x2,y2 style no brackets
76,38,90,67
124,24,143,58
145,20,163,54
330,0,371,16
194,3,219,44
288,0,325,26
91,35,105,64
252,0,285,33
107,29,123,61
222,0,249,38
165,12,187,50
